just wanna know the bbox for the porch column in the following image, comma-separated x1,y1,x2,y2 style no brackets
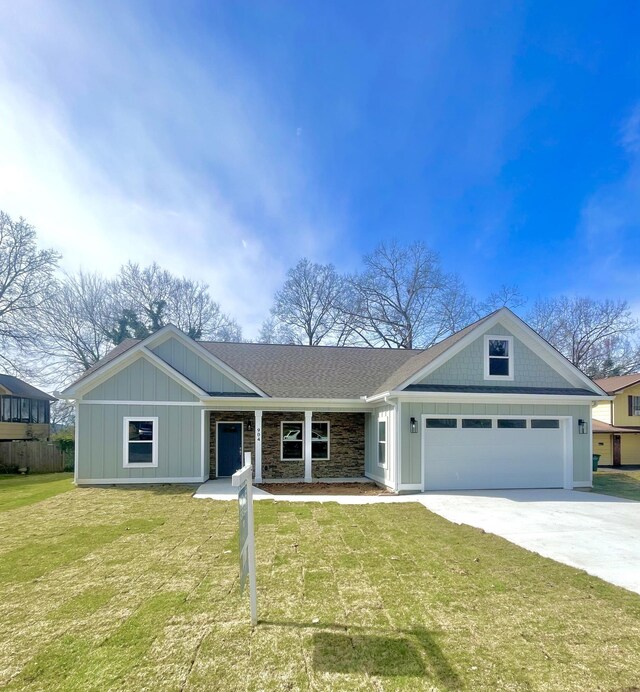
254,410,263,483
304,410,313,481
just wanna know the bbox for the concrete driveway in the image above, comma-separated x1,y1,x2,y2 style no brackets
418,489,640,595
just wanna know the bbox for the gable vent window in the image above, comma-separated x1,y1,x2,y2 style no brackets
485,336,513,380
124,417,158,468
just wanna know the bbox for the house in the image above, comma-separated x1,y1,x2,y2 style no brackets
58,308,609,491
0,375,55,441
592,374,640,466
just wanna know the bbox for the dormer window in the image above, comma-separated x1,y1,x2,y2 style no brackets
484,335,514,380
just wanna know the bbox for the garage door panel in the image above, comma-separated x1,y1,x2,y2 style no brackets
423,421,566,490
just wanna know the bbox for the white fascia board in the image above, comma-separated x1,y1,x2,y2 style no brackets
145,325,267,397
392,391,612,404
396,308,607,397
201,397,373,411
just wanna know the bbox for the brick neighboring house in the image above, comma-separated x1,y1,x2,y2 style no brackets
592,374,640,466
59,308,608,491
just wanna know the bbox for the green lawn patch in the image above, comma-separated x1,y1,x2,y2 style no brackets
0,472,74,512
0,479,639,690
592,468,640,501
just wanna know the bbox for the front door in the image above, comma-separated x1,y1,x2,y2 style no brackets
613,434,621,467
217,422,243,476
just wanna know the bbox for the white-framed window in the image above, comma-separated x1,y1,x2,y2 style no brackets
377,419,387,467
312,421,330,460
484,335,514,380
123,417,158,468
281,421,304,460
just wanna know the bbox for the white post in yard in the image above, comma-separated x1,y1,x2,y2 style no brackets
232,452,257,627
254,410,262,484
304,410,312,482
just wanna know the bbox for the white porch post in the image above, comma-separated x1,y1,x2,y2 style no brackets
304,410,313,481
254,410,263,483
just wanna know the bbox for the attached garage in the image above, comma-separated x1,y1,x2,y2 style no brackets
422,415,571,490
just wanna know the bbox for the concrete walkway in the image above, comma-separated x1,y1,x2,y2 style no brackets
194,480,640,595
419,489,640,596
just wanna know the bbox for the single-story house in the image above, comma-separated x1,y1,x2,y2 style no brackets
59,307,609,491
0,375,55,441
592,373,640,466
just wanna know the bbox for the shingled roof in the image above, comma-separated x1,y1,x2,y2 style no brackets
0,375,56,400
594,374,640,394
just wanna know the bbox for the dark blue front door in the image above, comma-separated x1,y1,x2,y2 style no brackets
218,423,243,476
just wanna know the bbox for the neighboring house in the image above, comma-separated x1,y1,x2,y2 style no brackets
592,374,640,466
0,375,55,441
59,308,609,491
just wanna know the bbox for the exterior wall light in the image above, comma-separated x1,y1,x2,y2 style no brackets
410,417,418,433
246,419,253,433
578,419,587,434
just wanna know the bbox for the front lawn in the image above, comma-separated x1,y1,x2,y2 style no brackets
1,478,640,690
592,468,640,501
0,472,74,512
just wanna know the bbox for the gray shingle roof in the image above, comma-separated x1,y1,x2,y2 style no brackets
405,384,596,396
0,375,56,400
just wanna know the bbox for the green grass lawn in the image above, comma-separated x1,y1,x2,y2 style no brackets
592,468,640,501
1,477,640,690
0,473,74,512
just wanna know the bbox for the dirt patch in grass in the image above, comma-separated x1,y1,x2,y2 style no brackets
257,482,394,495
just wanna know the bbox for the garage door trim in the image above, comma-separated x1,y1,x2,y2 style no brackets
421,414,573,491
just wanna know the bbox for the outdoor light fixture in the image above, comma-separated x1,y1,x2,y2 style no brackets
246,419,253,433
578,419,587,434
410,417,418,433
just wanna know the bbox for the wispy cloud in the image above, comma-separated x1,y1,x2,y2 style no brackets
0,1,339,336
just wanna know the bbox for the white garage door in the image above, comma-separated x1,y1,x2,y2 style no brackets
423,416,568,490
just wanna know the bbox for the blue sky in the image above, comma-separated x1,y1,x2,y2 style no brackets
0,1,638,336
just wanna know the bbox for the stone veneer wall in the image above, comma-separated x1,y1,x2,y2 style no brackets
209,412,255,478
209,411,366,480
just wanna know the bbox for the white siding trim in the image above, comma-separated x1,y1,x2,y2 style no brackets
77,476,205,485
200,409,207,481
73,402,79,484
254,410,263,483
78,400,203,406
304,410,312,482
573,481,592,488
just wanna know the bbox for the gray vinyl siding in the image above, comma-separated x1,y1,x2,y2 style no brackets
81,357,198,402
151,337,250,394
416,323,572,388
365,403,394,487
76,403,202,481
399,401,592,486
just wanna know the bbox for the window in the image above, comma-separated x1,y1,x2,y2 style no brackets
425,418,458,428
497,419,526,429
630,396,640,417
485,335,513,380
312,422,329,460
20,398,30,423
0,397,10,422
281,422,303,460
531,419,560,429
377,420,387,467
123,417,158,467
461,418,492,429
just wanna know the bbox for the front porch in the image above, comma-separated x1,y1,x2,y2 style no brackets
206,409,366,482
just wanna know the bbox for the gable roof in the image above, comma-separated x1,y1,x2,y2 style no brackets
0,375,56,400
60,309,608,401
594,374,640,394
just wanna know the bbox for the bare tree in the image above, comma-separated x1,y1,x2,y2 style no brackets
345,241,470,349
527,296,639,376
0,212,60,367
110,262,241,342
269,259,347,345
258,317,298,344
475,284,526,316
31,271,115,383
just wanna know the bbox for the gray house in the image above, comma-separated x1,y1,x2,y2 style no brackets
60,308,609,491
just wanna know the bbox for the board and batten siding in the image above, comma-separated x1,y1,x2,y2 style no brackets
416,323,572,389
400,401,592,486
76,403,202,482
150,337,250,394
82,357,198,402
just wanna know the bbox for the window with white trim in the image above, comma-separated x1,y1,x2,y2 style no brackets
281,421,303,460
377,419,387,467
311,421,330,460
123,417,158,467
484,335,513,380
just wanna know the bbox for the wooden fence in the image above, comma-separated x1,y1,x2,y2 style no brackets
0,440,65,474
